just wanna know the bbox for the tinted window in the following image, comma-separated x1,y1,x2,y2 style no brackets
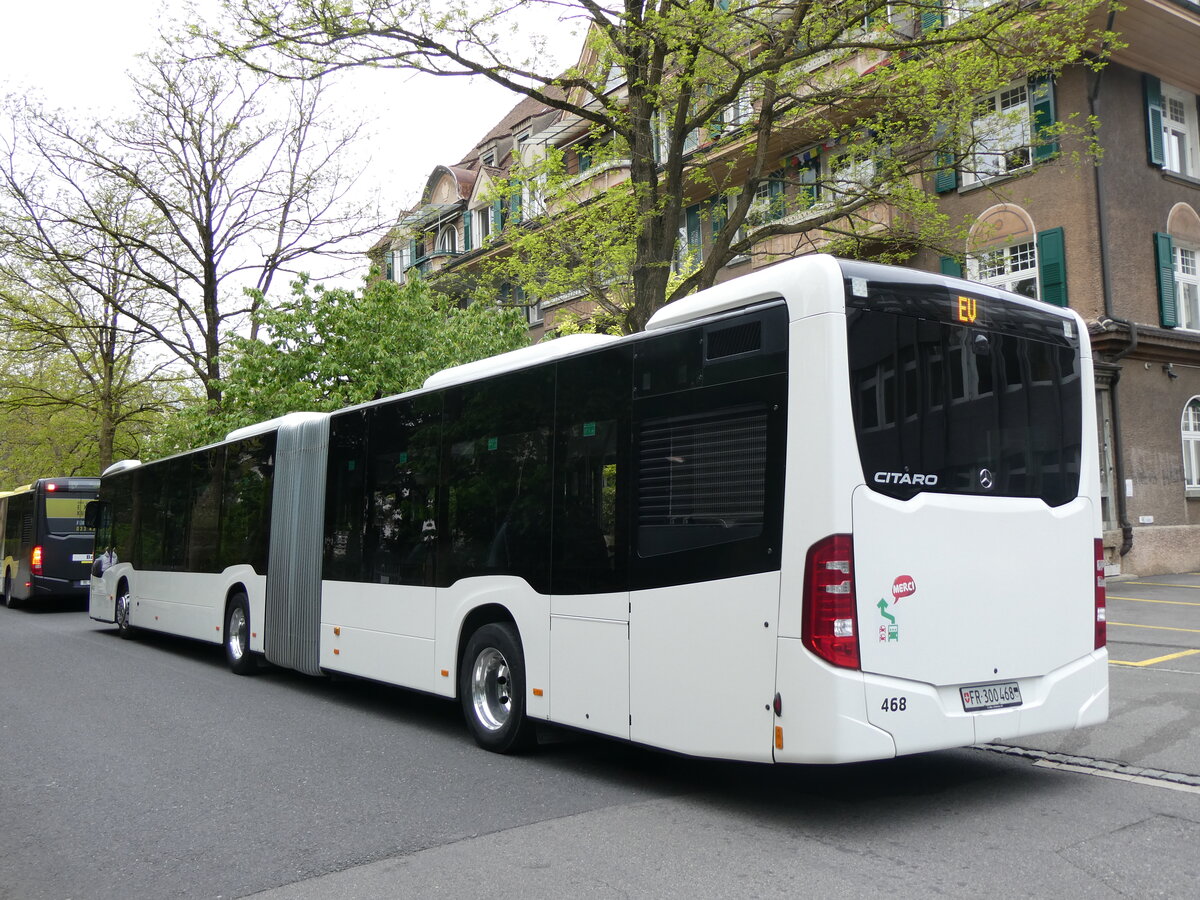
630,309,789,591
443,368,554,592
847,307,1082,506
160,457,191,569
219,433,276,572
367,396,441,587
186,447,224,573
324,409,368,581
552,345,631,595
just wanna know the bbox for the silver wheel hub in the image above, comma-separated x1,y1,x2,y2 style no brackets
228,607,247,661
471,647,512,732
116,593,130,628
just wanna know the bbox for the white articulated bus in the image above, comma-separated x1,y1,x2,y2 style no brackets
88,255,1108,762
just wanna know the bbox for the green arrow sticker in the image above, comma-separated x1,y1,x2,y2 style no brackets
877,598,899,642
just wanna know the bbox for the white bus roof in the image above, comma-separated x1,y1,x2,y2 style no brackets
423,333,619,390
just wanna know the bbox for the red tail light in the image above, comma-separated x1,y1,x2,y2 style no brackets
802,534,860,669
1094,538,1106,650
31,546,44,576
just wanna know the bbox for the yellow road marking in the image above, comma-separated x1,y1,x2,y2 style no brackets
1109,621,1200,634
1108,595,1200,607
1123,581,1200,589
1110,649,1200,667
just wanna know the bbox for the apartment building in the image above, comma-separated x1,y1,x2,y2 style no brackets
373,0,1200,573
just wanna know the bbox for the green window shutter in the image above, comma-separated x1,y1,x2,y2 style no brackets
940,256,963,278
686,204,703,258
1145,74,1165,167
1030,76,1058,162
510,183,522,224
409,238,420,262
768,171,786,219
1156,232,1178,327
462,211,472,252
709,197,727,236
920,6,944,33
797,154,819,209
1037,227,1068,306
492,198,504,232
934,151,958,193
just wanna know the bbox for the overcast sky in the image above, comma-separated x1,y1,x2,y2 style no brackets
0,0,577,216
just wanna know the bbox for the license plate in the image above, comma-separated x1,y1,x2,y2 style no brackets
960,681,1022,712
76,580,90,588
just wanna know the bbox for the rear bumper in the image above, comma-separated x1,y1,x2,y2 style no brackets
31,575,91,599
773,637,1108,763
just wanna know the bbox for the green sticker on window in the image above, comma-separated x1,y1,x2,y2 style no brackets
487,437,498,451
347,460,356,472
582,422,596,437
398,452,409,464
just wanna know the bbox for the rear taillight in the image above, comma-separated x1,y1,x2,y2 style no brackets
31,546,43,577
802,534,860,669
1094,538,1106,650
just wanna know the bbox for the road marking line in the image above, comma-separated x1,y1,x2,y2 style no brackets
1110,649,1200,667
1108,621,1200,634
1123,581,1200,589
1108,595,1200,607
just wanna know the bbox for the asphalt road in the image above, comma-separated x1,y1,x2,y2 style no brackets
1,585,1198,900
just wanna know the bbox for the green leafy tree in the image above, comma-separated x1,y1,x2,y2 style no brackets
213,0,1112,332
162,273,528,449
0,185,187,475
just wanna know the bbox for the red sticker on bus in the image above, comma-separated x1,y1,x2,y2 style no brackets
891,576,916,602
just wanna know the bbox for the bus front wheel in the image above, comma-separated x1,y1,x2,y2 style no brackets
114,589,134,639
459,622,535,754
224,593,256,676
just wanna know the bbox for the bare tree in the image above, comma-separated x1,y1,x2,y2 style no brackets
2,49,381,405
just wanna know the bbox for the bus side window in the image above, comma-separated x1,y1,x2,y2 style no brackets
552,343,632,595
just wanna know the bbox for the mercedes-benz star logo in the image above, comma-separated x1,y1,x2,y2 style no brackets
979,468,995,490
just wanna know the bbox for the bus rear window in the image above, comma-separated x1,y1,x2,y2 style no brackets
44,495,93,534
846,305,1083,507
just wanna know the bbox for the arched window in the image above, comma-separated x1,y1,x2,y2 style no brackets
437,225,457,254
1182,397,1200,490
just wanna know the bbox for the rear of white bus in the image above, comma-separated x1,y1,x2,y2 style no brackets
774,260,1108,763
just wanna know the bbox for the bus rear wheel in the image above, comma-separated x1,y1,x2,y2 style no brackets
460,622,535,753
224,593,256,676
2,572,16,609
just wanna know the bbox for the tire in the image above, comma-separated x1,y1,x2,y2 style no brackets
459,622,535,753
2,572,16,610
224,593,256,676
114,587,134,639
